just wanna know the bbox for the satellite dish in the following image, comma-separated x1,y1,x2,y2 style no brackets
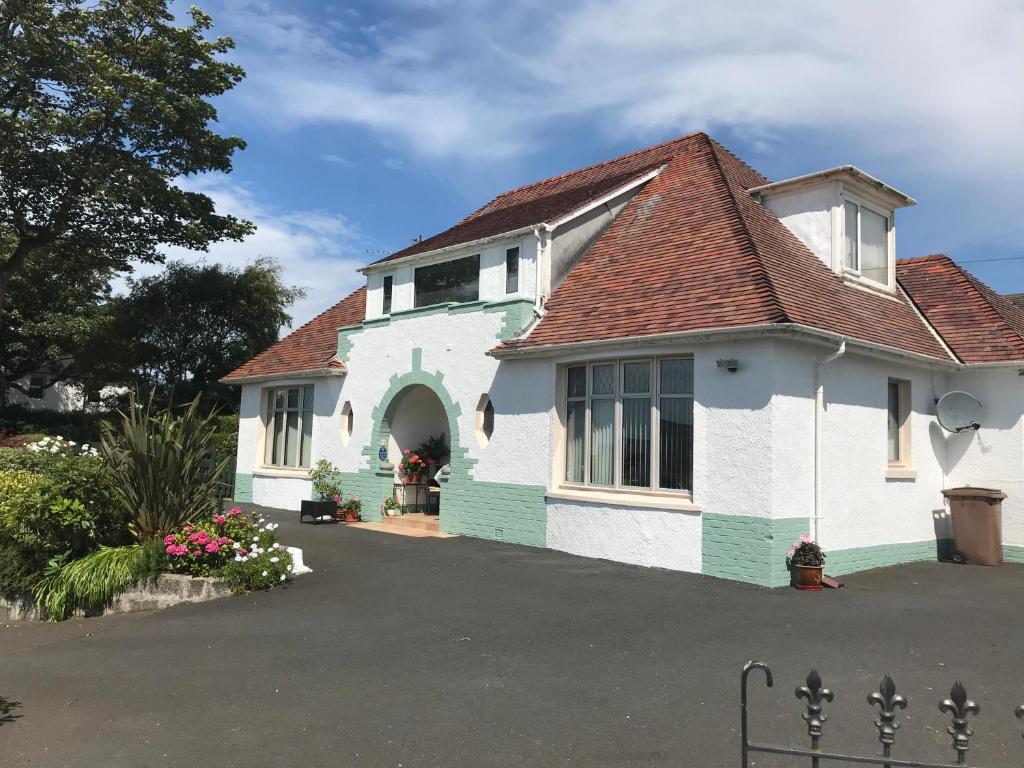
936,391,983,433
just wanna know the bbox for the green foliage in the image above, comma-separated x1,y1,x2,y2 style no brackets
0,469,42,524
416,432,450,464
100,395,231,540
310,459,343,502
0,0,254,312
0,404,107,444
93,260,304,410
789,539,826,568
32,542,164,621
219,546,292,595
209,414,239,458
0,541,42,598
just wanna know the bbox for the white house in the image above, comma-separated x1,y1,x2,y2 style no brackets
223,132,1024,586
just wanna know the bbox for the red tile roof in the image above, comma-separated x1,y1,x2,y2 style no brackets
370,133,700,266
509,133,950,360
897,255,1024,363
221,287,366,381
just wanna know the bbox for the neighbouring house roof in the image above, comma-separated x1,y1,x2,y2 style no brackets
897,255,1024,363
1005,292,1024,309
221,287,366,382
502,133,950,361
366,133,700,267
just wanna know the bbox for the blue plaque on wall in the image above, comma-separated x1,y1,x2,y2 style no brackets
378,445,388,461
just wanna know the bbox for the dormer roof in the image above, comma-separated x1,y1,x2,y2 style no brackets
749,166,917,208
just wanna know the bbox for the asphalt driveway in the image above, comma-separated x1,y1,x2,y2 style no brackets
2,506,1023,768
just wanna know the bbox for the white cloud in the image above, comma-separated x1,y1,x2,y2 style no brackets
121,176,370,332
320,154,354,167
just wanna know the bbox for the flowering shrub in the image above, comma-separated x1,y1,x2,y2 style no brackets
27,435,99,457
399,449,427,479
336,495,361,520
163,507,291,591
788,534,826,567
310,459,343,503
381,496,400,515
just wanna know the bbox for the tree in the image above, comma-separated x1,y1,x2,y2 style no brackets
0,0,254,311
99,258,304,409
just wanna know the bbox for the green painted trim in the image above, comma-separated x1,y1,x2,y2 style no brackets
362,317,391,328
1002,544,1024,564
448,300,488,314
825,539,954,576
702,513,806,587
233,472,253,503
483,298,535,341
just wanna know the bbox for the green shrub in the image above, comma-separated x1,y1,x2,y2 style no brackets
0,446,51,472
0,405,108,445
32,541,164,621
209,414,239,458
100,395,231,540
219,545,292,594
0,469,43,525
0,542,43,599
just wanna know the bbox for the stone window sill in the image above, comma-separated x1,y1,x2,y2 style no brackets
254,465,311,479
546,485,701,512
885,465,917,480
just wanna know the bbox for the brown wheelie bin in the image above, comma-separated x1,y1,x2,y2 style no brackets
941,487,1006,565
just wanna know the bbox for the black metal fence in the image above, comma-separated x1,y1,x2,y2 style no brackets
741,660,1023,768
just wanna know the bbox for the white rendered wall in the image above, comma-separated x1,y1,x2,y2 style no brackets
760,182,837,269
771,341,951,551
944,368,1024,548
364,235,539,320
549,188,636,291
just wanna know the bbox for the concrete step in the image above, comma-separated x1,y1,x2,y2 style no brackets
379,513,439,532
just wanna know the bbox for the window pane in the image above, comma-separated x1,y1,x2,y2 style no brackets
621,397,651,487
888,381,900,463
845,201,859,270
505,247,519,294
300,411,313,468
623,361,650,394
590,399,614,485
565,400,585,482
285,411,299,466
660,359,693,395
592,364,614,396
274,390,285,410
287,387,299,409
414,254,480,307
567,366,586,398
659,397,693,490
382,275,393,314
273,411,285,466
264,404,276,464
861,207,888,284
302,385,314,410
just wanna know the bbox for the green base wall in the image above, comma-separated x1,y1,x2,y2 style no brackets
1002,544,1024,564
825,539,954,575
233,472,253,503
440,480,546,547
702,513,806,587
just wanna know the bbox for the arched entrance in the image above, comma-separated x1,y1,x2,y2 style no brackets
384,384,450,512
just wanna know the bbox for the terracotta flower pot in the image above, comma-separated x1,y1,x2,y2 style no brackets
343,509,361,523
793,564,823,591
403,473,422,485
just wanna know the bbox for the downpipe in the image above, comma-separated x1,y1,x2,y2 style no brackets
813,340,846,544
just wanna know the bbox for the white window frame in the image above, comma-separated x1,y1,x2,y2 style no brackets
841,192,894,289
262,384,314,469
560,357,694,494
887,377,912,469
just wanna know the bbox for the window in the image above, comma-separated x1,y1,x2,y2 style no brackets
563,358,693,492
844,199,889,285
414,254,479,307
264,385,314,468
382,275,393,314
340,401,353,446
887,378,911,466
505,246,520,294
28,374,45,400
475,394,495,447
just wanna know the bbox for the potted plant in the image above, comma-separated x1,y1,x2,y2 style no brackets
381,496,401,517
303,460,342,524
417,433,450,473
788,534,826,591
337,495,362,523
399,450,428,484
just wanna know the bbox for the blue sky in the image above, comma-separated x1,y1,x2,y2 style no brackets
162,0,1024,329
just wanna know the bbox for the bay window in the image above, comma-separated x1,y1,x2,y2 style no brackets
563,358,693,492
264,385,314,468
844,198,889,286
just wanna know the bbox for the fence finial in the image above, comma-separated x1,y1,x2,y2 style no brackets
868,674,907,746
796,669,834,740
939,680,980,764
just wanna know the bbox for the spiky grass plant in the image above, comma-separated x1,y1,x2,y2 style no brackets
33,542,164,621
101,394,231,541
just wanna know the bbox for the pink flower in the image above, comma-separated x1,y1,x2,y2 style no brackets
204,542,220,553
163,534,176,545
166,544,188,556
799,533,811,543
787,546,797,558
403,449,410,455
183,524,193,533
217,536,231,545
227,507,241,517
240,548,248,555
192,549,201,556
214,514,226,525
187,532,200,543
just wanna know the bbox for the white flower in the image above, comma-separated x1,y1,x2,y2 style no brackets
286,564,293,572
270,556,279,563
261,570,268,577
68,440,76,446
234,555,243,562
279,574,286,582
50,446,59,453
252,536,259,542
232,542,241,550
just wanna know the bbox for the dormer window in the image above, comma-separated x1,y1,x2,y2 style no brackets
414,254,480,308
843,198,889,286
382,275,393,314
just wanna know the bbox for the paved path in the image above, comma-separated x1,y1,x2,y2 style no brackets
2,506,1023,767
